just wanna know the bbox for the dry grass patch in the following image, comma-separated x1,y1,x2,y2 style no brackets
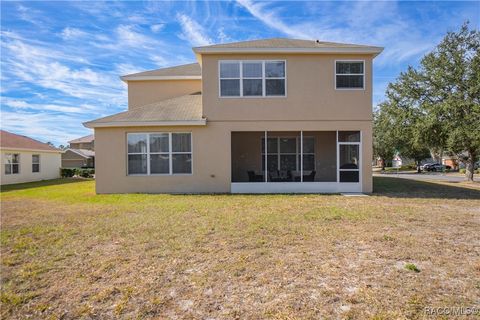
1,177,479,319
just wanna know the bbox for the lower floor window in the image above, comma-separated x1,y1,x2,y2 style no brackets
4,153,20,175
32,154,40,173
127,133,192,175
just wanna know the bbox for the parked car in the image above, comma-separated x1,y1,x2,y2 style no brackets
423,163,446,172
420,163,435,171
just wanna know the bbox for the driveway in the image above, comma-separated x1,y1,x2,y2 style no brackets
373,171,478,182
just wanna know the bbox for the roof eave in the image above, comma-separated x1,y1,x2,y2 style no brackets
0,146,62,153
192,47,384,56
120,75,202,82
64,148,94,158
83,119,207,129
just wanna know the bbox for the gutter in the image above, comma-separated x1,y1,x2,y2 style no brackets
120,75,202,82
83,119,207,129
192,46,384,57
0,147,62,153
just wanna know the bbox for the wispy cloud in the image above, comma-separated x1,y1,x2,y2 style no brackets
1,35,124,103
1,110,92,144
177,14,213,46
150,23,165,33
2,98,88,114
60,27,87,40
115,24,153,48
236,0,312,39
1,0,477,145
16,4,47,28
236,0,439,66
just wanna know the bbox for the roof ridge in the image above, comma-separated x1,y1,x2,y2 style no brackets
192,38,383,53
122,62,200,78
68,134,94,143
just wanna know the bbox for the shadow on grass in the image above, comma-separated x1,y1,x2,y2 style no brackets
373,176,480,199
0,178,91,193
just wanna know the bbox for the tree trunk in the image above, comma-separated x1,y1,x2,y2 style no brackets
465,150,475,182
416,161,421,173
381,158,386,171
430,148,443,163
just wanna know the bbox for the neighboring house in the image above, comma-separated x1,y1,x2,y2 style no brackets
0,130,61,185
442,154,459,170
85,38,383,194
69,134,94,150
62,134,95,168
391,154,420,168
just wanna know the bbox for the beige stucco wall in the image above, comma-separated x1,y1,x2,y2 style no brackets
70,142,94,150
0,150,61,185
61,150,93,168
201,54,373,121
127,80,202,109
94,120,372,194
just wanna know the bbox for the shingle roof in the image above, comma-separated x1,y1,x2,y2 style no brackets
68,134,94,144
84,93,205,128
0,130,60,152
121,63,201,80
66,148,95,158
196,38,374,49
193,38,383,55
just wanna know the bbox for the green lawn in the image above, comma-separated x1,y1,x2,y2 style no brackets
1,178,479,319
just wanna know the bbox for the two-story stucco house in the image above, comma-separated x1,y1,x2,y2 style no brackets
84,38,383,194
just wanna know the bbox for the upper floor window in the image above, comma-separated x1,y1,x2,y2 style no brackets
32,154,40,173
127,133,192,175
5,153,20,175
335,61,364,89
219,60,286,97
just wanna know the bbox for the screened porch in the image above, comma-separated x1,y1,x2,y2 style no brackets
231,130,361,193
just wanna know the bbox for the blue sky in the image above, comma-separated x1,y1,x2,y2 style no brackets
1,0,479,146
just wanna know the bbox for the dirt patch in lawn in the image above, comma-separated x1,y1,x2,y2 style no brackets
1,178,479,319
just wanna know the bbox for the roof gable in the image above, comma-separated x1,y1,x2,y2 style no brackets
0,130,60,152
121,63,201,81
68,134,94,144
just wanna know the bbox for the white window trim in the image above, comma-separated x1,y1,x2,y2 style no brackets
4,153,20,175
261,136,315,172
126,132,193,176
219,60,287,98
337,131,361,184
32,154,40,173
334,60,365,90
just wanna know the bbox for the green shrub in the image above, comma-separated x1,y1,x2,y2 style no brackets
405,263,420,273
76,168,95,178
60,168,95,178
60,168,76,178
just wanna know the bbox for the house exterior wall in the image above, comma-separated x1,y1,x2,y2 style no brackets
93,120,372,194
201,54,373,121
127,80,202,109
69,142,94,150
0,149,61,185
61,150,94,168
